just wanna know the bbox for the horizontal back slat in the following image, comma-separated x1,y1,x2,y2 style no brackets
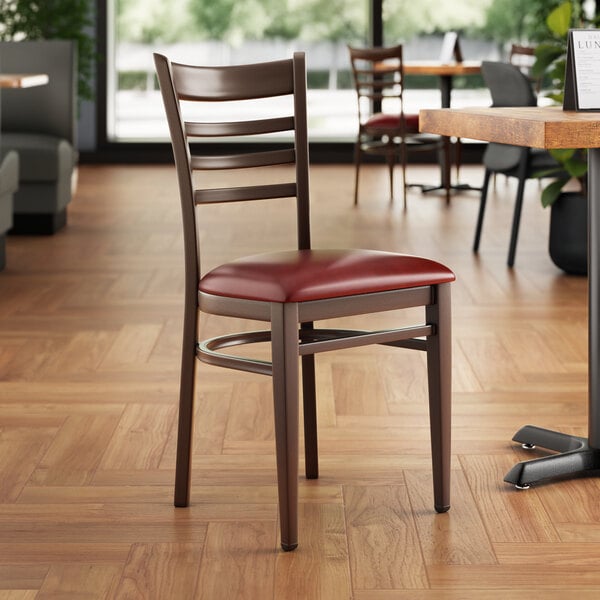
172,59,294,101
185,117,294,137
194,182,297,204
191,149,295,170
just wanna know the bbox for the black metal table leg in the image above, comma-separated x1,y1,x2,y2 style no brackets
505,148,600,488
418,75,480,198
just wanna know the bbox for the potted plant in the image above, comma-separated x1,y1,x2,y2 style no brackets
0,0,95,102
533,0,592,275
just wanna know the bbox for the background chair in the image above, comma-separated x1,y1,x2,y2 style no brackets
509,43,541,92
154,51,454,551
473,60,559,267
0,40,78,234
348,45,446,208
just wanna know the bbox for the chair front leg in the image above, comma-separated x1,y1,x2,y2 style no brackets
425,283,452,513
271,302,301,551
473,169,492,253
174,304,199,507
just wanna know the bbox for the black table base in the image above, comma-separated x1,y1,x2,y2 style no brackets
504,425,600,489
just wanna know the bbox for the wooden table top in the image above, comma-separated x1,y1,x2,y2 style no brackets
420,105,600,149
404,60,481,76
0,73,49,88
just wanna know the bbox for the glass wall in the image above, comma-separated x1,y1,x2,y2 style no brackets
105,0,557,144
107,0,368,142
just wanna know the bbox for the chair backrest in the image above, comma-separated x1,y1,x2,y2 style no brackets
154,52,311,282
481,60,537,108
348,45,405,124
509,44,535,67
0,40,77,144
481,61,536,171
509,44,541,92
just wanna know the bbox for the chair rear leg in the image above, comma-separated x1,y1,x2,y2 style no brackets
301,353,319,479
473,169,491,253
387,148,396,205
399,142,407,209
353,141,362,205
455,138,462,181
174,308,198,507
425,283,452,513
507,175,527,267
271,303,300,551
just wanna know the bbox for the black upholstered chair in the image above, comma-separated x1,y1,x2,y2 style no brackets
473,61,560,267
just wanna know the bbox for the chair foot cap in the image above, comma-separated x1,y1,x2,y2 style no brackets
435,505,450,513
281,542,298,552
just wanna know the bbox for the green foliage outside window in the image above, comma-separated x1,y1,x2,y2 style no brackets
0,0,95,102
481,0,584,44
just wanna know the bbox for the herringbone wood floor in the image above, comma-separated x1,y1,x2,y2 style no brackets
0,163,597,599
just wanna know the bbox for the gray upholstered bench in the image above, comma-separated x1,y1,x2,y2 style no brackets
0,150,18,268
0,40,78,234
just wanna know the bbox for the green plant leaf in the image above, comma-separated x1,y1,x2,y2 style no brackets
547,1,572,38
533,42,566,77
541,178,570,208
534,167,564,179
564,157,588,179
550,148,576,161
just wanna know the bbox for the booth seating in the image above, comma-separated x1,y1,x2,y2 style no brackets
0,40,78,234
0,151,18,268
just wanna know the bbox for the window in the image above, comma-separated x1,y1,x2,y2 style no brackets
102,0,540,145
106,0,368,142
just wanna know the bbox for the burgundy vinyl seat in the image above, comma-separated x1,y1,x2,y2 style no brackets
364,112,420,134
200,249,454,303
154,50,454,552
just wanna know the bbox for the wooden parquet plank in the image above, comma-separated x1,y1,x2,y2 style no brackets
405,470,497,566
98,403,176,470
36,564,122,599
98,323,164,371
354,592,600,600
459,454,560,543
345,484,428,590
427,563,600,589
194,522,276,600
274,503,351,600
0,543,131,564
114,543,203,599
30,413,123,486
0,567,48,591
0,427,58,502
0,591,38,600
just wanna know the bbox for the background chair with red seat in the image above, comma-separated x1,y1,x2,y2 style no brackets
154,51,454,551
348,44,446,207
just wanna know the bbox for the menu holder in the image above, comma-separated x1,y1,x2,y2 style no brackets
439,31,463,64
564,28,600,111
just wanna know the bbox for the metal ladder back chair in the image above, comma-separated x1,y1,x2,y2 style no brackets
473,60,560,267
348,44,446,208
154,51,454,551
509,44,541,92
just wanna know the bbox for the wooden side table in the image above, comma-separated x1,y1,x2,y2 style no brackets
404,61,481,108
420,105,600,489
0,74,48,88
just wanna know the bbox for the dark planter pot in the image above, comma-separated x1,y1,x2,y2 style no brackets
549,191,588,275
